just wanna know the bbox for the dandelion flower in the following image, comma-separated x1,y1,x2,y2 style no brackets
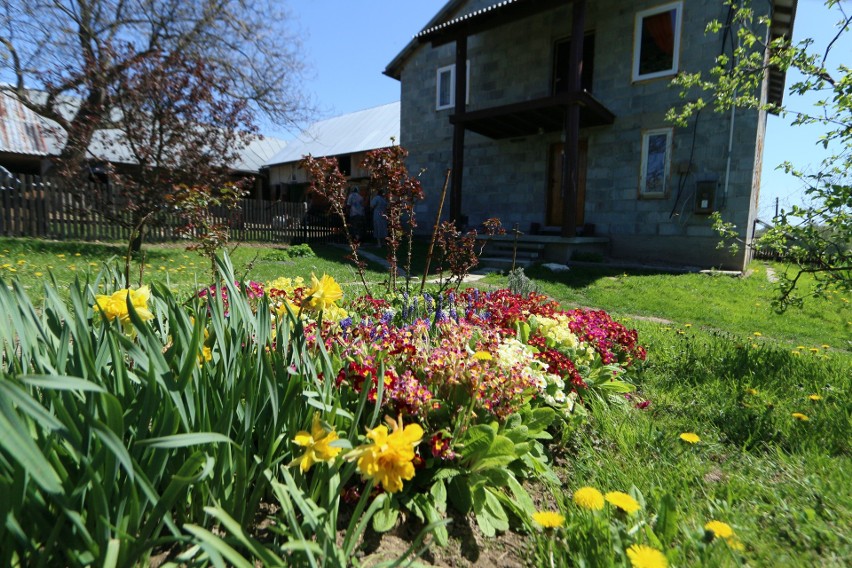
604,491,641,514
679,432,700,444
290,412,342,473
626,544,668,568
745,388,758,395
704,520,734,539
808,394,822,401
753,331,762,337
573,486,604,510
791,412,809,421
532,510,565,529
346,415,423,493
304,273,343,311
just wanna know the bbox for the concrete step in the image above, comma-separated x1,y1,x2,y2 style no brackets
477,256,535,270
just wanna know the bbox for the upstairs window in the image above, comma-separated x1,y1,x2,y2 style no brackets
639,128,672,196
553,34,596,94
436,62,469,110
633,2,682,81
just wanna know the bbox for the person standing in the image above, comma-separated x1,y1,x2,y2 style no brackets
346,186,365,242
370,189,388,247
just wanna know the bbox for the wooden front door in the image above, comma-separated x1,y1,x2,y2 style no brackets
547,140,587,228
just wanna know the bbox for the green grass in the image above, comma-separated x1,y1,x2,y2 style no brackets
547,322,851,566
0,237,395,304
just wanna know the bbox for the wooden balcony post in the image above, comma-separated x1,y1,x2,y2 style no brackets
561,0,586,238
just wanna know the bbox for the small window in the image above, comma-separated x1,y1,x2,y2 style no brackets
436,62,470,110
639,128,672,196
632,2,682,81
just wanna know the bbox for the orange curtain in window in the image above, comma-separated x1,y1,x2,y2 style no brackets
644,11,674,55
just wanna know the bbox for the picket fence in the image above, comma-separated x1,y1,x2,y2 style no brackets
0,173,343,244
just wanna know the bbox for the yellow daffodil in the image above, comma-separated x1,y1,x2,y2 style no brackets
290,412,342,473
573,486,605,510
304,273,343,311
532,510,565,529
679,432,700,444
93,286,154,326
347,415,423,493
605,491,641,514
626,544,668,568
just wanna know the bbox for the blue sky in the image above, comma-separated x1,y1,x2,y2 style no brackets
286,1,848,220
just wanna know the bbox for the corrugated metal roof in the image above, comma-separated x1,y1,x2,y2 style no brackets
0,90,283,173
415,0,523,39
234,136,288,172
266,101,400,166
0,92,52,156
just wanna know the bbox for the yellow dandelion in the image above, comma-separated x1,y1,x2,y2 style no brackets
726,536,745,551
745,388,758,395
573,486,605,511
684,323,692,328
791,412,809,421
809,348,820,353
289,412,342,473
821,344,829,350
679,432,700,444
626,544,668,568
604,491,641,514
473,350,493,361
791,350,801,356
74,252,81,257
531,510,565,529
34,272,43,277
753,331,762,337
808,394,822,401
704,520,734,539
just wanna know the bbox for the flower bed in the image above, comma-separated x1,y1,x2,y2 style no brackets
0,261,649,566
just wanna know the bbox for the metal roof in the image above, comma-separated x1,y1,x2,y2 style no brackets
0,92,53,156
0,90,283,173
265,101,400,166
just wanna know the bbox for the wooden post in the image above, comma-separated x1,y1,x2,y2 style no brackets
450,36,467,225
561,0,586,238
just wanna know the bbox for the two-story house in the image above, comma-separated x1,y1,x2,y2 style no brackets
384,0,797,269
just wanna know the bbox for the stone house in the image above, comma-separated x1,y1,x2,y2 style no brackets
384,0,797,269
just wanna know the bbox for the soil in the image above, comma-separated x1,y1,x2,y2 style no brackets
358,509,531,567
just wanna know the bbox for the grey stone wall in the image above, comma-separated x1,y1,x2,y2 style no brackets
398,0,768,270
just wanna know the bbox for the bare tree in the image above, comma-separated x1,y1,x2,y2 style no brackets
0,0,309,175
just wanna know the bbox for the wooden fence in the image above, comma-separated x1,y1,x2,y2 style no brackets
0,173,343,244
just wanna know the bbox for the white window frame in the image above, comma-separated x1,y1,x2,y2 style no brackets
435,61,470,110
639,127,672,196
632,2,683,82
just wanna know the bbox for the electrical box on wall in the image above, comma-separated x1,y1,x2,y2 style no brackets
694,179,717,214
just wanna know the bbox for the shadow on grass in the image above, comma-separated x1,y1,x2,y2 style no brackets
523,262,681,290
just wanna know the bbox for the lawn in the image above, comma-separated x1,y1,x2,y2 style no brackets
1,236,849,567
